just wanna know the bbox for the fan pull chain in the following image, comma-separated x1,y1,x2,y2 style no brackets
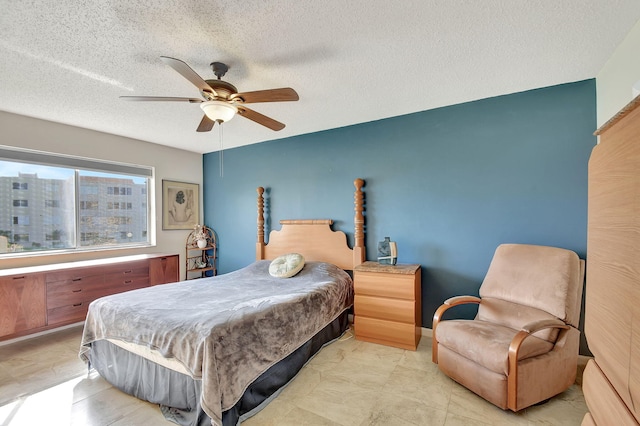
219,121,224,178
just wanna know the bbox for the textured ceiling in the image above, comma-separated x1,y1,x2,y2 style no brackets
2,1,640,154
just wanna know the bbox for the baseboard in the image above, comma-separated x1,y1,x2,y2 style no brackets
576,355,592,386
0,322,84,347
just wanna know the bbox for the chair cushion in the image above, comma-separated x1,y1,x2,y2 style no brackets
436,319,554,375
479,244,583,327
477,298,560,343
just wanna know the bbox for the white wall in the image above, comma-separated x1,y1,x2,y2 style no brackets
597,19,640,127
0,110,202,279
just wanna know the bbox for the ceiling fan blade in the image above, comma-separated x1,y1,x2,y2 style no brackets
196,115,216,132
160,56,218,97
230,88,299,104
237,106,286,131
120,96,202,103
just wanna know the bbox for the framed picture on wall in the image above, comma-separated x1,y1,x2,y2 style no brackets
162,180,199,230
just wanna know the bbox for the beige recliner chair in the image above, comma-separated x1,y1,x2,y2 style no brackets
432,244,585,411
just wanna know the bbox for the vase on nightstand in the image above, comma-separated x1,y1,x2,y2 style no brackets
377,237,397,265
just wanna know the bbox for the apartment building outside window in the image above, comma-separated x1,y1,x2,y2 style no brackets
0,146,153,254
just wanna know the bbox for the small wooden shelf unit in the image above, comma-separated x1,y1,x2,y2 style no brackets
354,261,422,350
185,226,217,280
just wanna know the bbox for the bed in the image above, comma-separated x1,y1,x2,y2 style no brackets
79,178,366,426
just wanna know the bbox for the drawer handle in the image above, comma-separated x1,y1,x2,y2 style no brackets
73,303,82,307
72,289,82,293
124,280,133,284
72,278,82,282
123,270,133,274
12,276,26,280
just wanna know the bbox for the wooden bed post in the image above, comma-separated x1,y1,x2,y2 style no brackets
353,178,365,266
256,180,365,267
256,187,265,260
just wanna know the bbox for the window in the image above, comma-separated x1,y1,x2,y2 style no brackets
107,202,133,210
12,216,29,225
80,201,99,210
108,186,132,195
80,232,99,242
0,146,153,255
108,216,131,225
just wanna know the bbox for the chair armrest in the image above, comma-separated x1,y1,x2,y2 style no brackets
443,295,482,307
432,295,481,363
519,318,569,335
506,319,570,411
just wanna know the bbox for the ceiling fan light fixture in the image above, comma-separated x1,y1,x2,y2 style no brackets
200,100,237,123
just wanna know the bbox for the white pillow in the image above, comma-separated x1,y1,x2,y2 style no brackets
269,253,305,278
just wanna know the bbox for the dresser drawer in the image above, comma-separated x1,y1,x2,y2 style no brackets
47,302,89,325
354,295,415,323
47,281,130,309
107,261,149,278
354,316,418,350
46,266,105,284
354,271,416,299
47,271,104,291
105,263,148,283
103,265,150,293
47,265,149,309
102,276,150,294
46,275,103,308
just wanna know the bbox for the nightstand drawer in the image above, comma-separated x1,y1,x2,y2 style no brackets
354,271,416,299
354,316,418,350
354,295,415,323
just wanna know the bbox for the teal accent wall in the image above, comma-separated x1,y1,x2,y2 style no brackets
203,79,596,353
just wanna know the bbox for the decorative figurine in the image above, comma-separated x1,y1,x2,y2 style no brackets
377,237,397,265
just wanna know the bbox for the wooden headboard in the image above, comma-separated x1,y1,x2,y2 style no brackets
255,179,366,270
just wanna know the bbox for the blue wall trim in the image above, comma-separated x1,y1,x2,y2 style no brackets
203,79,596,352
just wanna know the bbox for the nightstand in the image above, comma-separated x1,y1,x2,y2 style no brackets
353,261,421,350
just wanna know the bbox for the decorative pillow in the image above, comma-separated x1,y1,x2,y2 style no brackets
269,253,305,278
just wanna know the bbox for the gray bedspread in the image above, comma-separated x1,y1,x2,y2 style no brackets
79,260,353,426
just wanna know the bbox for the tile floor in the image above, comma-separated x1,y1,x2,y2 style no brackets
0,325,588,425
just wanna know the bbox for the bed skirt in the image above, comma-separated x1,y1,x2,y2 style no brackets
87,310,349,426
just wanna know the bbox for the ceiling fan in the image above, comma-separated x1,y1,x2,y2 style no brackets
121,56,299,132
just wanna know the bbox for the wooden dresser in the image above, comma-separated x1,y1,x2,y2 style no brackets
0,253,179,341
582,96,640,425
354,261,421,350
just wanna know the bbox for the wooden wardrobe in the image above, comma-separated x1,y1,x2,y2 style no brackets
582,96,640,425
